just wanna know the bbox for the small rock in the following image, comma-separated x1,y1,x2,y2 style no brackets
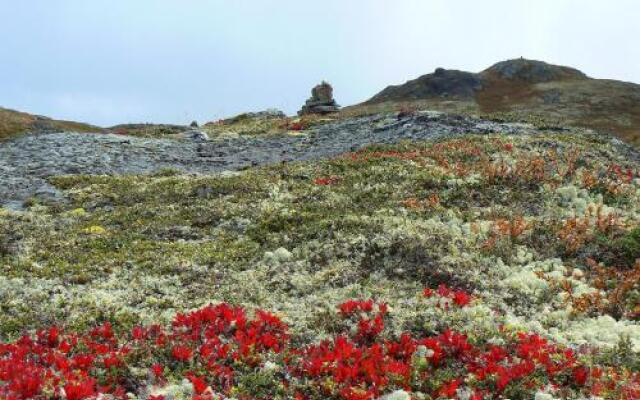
185,130,209,142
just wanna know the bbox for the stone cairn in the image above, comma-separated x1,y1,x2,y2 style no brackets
298,81,340,115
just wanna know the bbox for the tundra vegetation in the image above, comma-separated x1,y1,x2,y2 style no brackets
1,131,639,399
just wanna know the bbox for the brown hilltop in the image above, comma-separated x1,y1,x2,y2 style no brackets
353,58,640,146
0,107,101,140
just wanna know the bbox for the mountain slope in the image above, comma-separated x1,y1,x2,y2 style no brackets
0,107,101,140
355,59,640,146
1,126,639,398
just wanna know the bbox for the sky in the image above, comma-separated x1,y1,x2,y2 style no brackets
1,0,639,127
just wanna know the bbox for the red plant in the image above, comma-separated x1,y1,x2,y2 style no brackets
313,176,341,186
424,284,473,307
337,299,388,344
1,294,638,400
171,345,193,362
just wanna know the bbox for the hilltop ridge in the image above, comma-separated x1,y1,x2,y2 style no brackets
0,107,101,140
357,58,640,145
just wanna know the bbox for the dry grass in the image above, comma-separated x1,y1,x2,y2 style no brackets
0,107,100,140
201,112,338,137
479,78,640,146
0,108,37,140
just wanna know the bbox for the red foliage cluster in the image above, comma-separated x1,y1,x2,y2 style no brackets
1,290,638,400
337,300,388,344
607,164,636,184
0,322,127,400
313,176,341,186
0,303,288,400
423,284,473,307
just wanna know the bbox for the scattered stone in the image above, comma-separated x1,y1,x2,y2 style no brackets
27,185,66,207
298,81,340,115
184,130,209,142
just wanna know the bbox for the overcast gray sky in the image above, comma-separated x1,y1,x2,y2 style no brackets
1,0,638,126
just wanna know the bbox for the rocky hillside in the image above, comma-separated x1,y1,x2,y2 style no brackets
0,112,552,210
1,110,639,399
354,59,640,146
0,107,101,140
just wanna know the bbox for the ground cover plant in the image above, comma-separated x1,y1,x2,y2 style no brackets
1,287,638,399
1,131,639,398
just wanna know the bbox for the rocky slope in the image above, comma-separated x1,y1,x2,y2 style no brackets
0,111,574,210
354,59,640,146
0,108,639,399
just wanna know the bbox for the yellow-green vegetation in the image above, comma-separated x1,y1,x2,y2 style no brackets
108,124,189,138
345,97,640,148
1,132,639,357
341,99,479,119
0,107,100,140
0,108,36,140
105,113,340,139
202,112,335,137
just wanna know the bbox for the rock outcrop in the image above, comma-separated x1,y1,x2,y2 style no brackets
366,59,588,104
356,58,640,146
368,68,483,102
483,58,587,83
298,81,340,115
183,130,209,142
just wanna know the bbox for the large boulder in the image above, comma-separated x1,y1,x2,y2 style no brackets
298,81,340,115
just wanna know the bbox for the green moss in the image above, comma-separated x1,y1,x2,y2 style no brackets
235,367,286,398
597,227,640,267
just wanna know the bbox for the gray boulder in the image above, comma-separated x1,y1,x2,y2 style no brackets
298,81,340,115
185,130,209,142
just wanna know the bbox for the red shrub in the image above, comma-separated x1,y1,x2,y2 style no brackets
0,293,638,400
